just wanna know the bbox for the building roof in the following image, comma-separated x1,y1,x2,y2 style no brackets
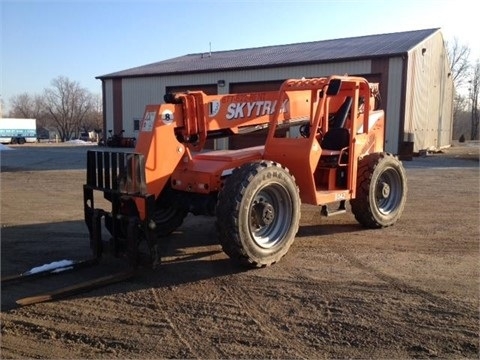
98,28,440,79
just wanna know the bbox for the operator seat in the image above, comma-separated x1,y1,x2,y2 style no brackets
320,96,352,150
318,97,352,169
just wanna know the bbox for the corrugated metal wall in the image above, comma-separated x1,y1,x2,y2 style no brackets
438,51,454,148
404,32,453,151
385,57,404,153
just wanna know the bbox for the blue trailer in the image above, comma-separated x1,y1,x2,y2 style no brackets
0,118,37,144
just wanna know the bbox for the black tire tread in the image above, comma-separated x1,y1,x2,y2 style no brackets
216,160,300,268
351,152,407,228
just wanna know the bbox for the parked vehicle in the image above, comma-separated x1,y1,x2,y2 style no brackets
104,130,136,148
0,118,37,144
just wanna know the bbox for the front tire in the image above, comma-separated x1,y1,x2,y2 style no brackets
351,152,407,228
216,161,301,268
152,187,188,237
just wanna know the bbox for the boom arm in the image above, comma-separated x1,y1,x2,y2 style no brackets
165,90,312,151
134,89,312,200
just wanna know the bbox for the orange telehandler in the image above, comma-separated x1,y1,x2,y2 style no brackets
83,75,407,269
4,75,407,306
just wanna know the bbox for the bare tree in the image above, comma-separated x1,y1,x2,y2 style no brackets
469,61,480,140
453,92,469,116
447,37,471,90
7,93,49,127
447,39,475,141
81,93,103,132
43,76,93,141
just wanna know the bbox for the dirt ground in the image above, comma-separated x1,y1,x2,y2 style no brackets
1,143,479,359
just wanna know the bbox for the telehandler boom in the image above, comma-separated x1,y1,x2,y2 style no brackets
83,75,407,268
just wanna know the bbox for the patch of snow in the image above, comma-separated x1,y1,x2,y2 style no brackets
51,266,74,273
65,139,97,145
0,144,14,151
25,260,74,275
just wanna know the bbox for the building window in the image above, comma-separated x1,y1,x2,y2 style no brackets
133,118,140,131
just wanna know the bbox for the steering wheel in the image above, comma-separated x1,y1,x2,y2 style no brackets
299,124,324,140
299,123,310,138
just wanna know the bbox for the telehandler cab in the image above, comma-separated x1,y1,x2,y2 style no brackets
84,75,407,268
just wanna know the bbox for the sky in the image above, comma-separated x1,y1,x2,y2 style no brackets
1,0,478,112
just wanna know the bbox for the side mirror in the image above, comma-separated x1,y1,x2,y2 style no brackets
326,79,342,96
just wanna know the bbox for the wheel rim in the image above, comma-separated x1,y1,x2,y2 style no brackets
375,167,403,215
248,183,293,249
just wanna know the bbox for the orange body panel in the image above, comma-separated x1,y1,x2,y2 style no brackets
135,104,186,197
263,136,321,204
171,146,265,193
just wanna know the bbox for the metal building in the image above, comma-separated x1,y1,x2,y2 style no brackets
96,28,454,155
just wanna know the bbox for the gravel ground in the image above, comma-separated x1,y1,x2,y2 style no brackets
1,142,479,359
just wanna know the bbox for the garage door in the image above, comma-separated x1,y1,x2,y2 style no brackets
229,80,284,94
165,84,218,96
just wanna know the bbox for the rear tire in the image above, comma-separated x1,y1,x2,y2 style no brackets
216,161,301,268
351,152,407,228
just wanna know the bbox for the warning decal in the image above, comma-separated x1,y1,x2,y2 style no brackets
141,111,156,132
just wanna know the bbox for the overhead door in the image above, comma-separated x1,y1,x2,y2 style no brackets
165,84,218,95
